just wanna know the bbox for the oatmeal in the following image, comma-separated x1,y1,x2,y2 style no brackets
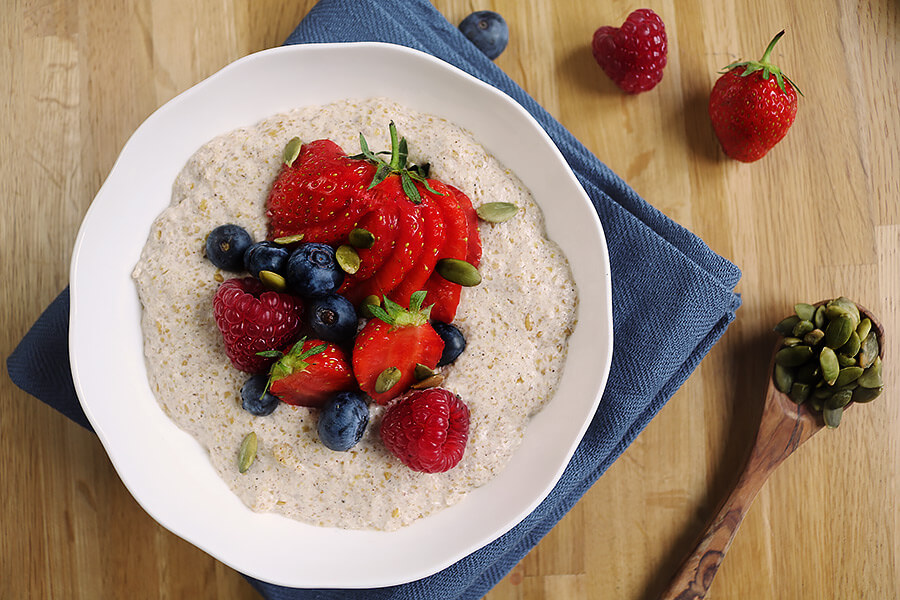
132,98,577,530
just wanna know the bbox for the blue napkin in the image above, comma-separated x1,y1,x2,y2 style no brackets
7,0,741,598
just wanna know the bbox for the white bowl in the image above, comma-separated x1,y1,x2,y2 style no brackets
69,42,613,588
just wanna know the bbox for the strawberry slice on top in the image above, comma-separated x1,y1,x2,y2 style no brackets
352,291,444,405
261,337,355,408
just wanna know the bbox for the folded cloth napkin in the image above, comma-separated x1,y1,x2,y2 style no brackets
8,0,741,598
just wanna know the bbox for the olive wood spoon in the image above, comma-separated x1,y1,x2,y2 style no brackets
660,306,884,600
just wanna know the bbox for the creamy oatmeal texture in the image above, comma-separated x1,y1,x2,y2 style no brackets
132,98,577,530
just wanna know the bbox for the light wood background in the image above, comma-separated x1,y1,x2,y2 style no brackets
2,1,898,598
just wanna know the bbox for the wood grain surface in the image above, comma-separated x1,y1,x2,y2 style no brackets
2,1,898,598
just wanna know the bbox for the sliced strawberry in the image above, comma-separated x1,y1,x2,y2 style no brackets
352,292,444,405
390,192,445,308
265,337,355,407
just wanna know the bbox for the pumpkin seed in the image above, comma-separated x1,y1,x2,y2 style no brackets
819,347,840,385
857,357,883,389
783,337,802,347
776,345,814,367
837,353,858,368
238,432,257,473
259,270,287,292
789,382,811,404
825,315,854,349
283,136,302,166
825,388,853,410
823,406,843,429
840,331,861,357
852,385,883,403
774,363,794,393
375,367,401,393
803,329,825,346
825,297,860,328
336,245,360,275
349,228,375,249
796,362,820,384
858,331,879,369
794,303,815,322
436,258,481,287
809,394,825,412
476,202,519,223
792,320,814,337
832,366,863,388
774,315,801,336
360,294,381,318
813,305,828,329
813,384,834,400
411,374,444,389
414,363,436,380
274,234,305,245
856,318,872,340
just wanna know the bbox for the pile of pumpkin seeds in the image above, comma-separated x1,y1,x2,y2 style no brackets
773,297,883,428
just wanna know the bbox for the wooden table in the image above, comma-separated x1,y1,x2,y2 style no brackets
3,1,897,598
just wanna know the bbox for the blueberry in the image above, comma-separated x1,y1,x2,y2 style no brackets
307,294,358,344
240,374,280,416
459,11,509,60
432,321,466,366
244,241,289,278
206,224,253,271
317,391,369,451
285,243,345,297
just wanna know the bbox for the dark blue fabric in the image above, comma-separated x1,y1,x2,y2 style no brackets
7,1,741,598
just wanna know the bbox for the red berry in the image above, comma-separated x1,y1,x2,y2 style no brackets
708,31,800,162
380,388,470,473
212,277,304,373
591,9,667,94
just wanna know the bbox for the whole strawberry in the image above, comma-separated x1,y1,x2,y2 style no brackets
591,9,667,94
380,388,470,473
709,31,801,162
262,337,355,408
212,277,304,373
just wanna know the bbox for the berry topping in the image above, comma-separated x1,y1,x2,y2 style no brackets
306,293,359,344
264,337,355,408
240,374,280,416
431,321,466,366
708,30,801,162
380,388,470,473
244,241,289,279
459,11,509,60
205,224,253,271
591,9,667,94
212,277,304,373
285,243,345,297
352,291,444,405
317,391,370,451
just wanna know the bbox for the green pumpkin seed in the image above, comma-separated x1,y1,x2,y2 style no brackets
825,315,854,349
774,315,801,336
825,388,853,410
809,395,825,412
259,270,287,292
856,318,872,340
819,347,840,385
375,367,401,393
336,245,360,275
840,331,861,357
796,362,820,384
783,337,802,347
852,385,883,403
803,329,825,346
273,234,305,245
789,382,811,404
476,202,519,223
837,353,858,368
825,297,860,328
794,303,815,322
238,432,258,473
832,366,864,388
792,320,814,337
858,331,879,369
360,295,381,318
774,363,794,393
823,406,843,429
857,356,883,388
813,384,834,400
411,374,444,389
349,228,376,249
436,258,481,287
414,363,436,380
283,137,302,166
776,345,814,367
813,305,828,329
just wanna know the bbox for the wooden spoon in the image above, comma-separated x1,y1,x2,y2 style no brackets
660,304,884,600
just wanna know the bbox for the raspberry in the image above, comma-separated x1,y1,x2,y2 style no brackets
380,388,470,473
591,9,667,94
212,277,304,373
